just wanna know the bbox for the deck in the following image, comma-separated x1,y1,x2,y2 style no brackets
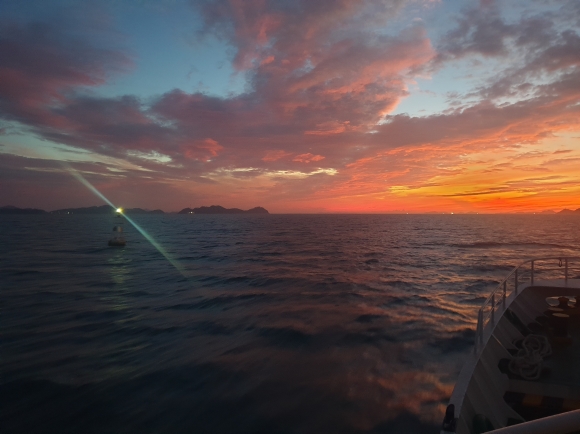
502,284,580,422
442,257,580,434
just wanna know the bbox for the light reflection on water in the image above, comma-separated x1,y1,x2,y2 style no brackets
1,214,579,433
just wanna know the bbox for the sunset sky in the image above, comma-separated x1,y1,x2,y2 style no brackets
1,0,579,213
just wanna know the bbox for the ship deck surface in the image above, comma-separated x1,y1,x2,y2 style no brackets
542,314,580,389
502,283,580,422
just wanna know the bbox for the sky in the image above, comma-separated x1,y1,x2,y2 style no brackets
0,0,579,213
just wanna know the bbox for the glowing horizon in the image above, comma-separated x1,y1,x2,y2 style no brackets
1,1,579,213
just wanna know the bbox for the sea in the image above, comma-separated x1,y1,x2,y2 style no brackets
1,213,579,434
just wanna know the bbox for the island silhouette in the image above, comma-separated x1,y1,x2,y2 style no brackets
0,205,270,214
178,206,269,214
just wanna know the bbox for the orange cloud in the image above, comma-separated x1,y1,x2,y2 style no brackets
293,153,325,163
305,121,350,136
183,138,223,162
262,150,292,162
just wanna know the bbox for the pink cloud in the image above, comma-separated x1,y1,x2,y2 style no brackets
293,153,325,163
183,138,223,162
262,150,292,162
305,121,350,136
196,0,434,130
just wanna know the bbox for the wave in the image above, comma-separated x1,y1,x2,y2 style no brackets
430,328,475,353
160,292,270,311
355,314,383,323
452,241,576,249
463,279,502,291
339,330,399,345
193,321,234,336
257,326,312,347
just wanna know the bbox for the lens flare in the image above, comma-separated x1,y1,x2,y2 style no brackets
63,164,186,277
122,212,186,276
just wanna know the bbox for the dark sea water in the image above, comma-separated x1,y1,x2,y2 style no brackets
1,214,579,434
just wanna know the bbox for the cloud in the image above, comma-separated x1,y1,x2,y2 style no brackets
0,19,132,127
1,1,580,212
2,2,433,172
183,138,223,162
431,1,580,102
191,0,434,129
305,121,350,136
293,153,325,163
262,150,292,162
436,3,514,60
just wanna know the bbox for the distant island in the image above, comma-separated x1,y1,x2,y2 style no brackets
558,208,580,214
0,205,164,215
49,205,164,215
0,205,46,214
50,205,165,215
178,205,269,215
3,205,580,215
0,205,269,214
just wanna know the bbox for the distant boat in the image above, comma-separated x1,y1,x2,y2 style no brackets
441,256,580,433
108,208,126,247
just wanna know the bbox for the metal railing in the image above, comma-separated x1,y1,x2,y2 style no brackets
474,256,580,353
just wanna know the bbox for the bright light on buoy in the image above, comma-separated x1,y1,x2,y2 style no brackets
116,208,123,213
64,162,185,275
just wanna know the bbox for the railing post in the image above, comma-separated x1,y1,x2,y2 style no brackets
474,319,479,354
491,293,495,325
478,309,484,345
515,269,518,294
480,310,484,343
565,258,568,282
503,281,507,306
531,261,534,286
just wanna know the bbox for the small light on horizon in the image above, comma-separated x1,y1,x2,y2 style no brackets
117,208,123,213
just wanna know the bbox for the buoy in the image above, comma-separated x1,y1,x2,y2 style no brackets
108,208,126,247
